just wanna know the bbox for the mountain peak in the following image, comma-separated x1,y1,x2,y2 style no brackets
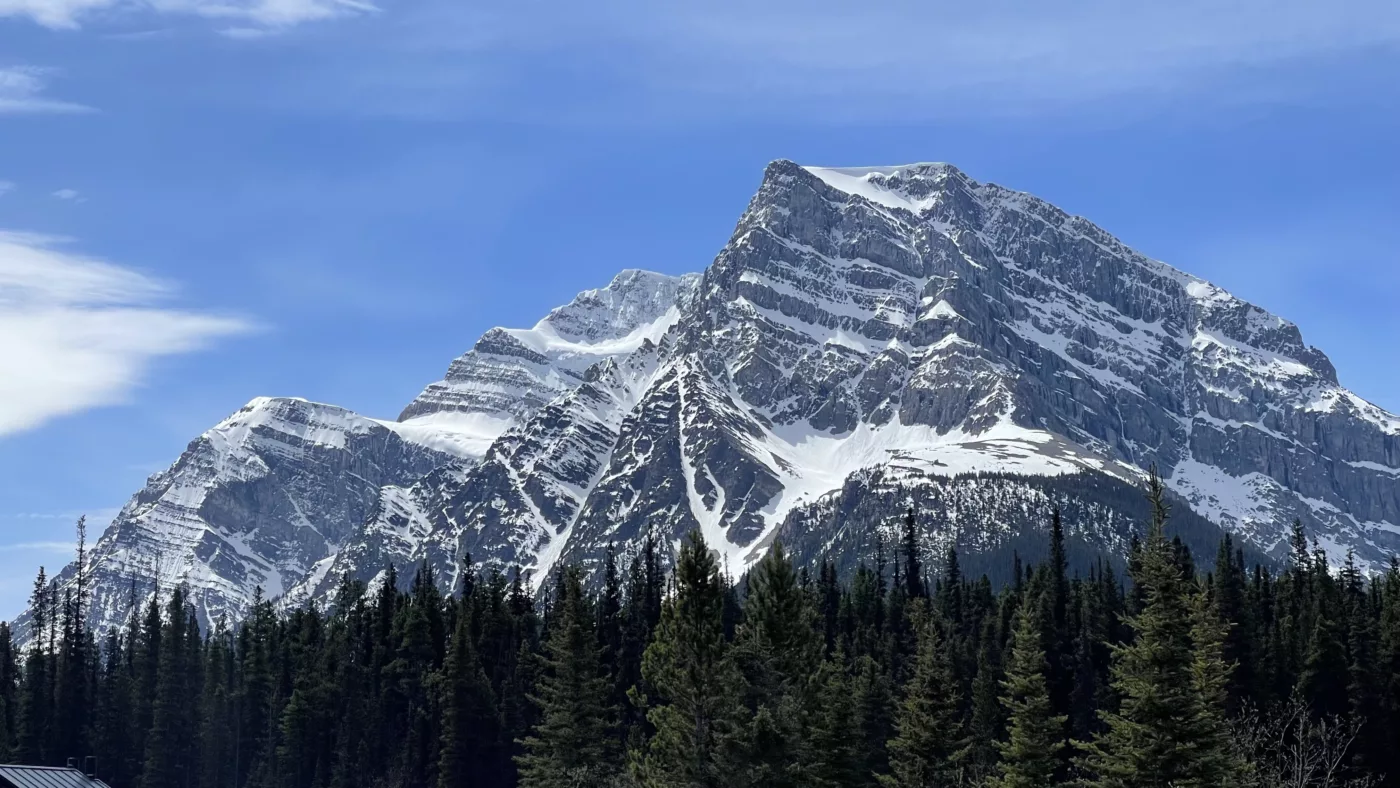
22,156,1400,646
397,269,699,429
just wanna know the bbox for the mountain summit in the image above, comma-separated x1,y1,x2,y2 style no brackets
25,160,1400,637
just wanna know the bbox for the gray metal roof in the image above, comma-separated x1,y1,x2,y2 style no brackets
0,766,108,788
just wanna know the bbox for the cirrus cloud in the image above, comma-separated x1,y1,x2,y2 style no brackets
0,231,252,437
0,67,93,115
0,0,373,33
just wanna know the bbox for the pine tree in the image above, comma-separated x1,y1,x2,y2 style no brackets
141,586,195,788
0,622,18,762
54,518,91,764
199,621,236,788
639,530,744,788
1298,605,1350,719
517,566,619,787
1044,506,1072,721
1186,584,1240,787
880,604,963,788
806,655,861,788
989,600,1066,788
964,623,1006,783
732,541,821,787
901,508,924,600
1077,472,1240,788
846,653,892,785
17,568,51,765
437,597,499,788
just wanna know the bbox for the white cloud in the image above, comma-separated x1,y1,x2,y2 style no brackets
0,0,373,33
0,182,13,196
0,231,251,437
51,188,81,201
0,66,92,115
0,541,77,553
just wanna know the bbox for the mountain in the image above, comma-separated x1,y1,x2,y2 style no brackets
22,160,1400,638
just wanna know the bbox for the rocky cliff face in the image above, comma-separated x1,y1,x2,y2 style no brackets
24,160,1400,639
21,397,462,635
678,161,1400,568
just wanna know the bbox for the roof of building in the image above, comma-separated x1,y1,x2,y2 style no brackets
0,765,109,788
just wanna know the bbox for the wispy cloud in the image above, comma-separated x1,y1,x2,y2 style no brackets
51,188,82,201
0,182,14,196
0,541,77,553
6,507,120,522
0,66,93,115
0,0,374,34
0,231,252,437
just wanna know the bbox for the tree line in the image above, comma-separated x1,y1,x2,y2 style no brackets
1,474,1399,788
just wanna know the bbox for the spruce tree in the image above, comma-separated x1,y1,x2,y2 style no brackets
806,654,861,788
517,566,618,787
639,531,744,788
236,588,277,788
17,568,51,765
901,508,924,600
1077,473,1240,788
0,623,17,762
54,518,91,764
199,622,236,788
964,614,1006,782
880,604,963,788
1186,584,1240,786
989,600,1066,788
1044,507,1072,721
850,653,893,785
1299,608,1350,719
619,528,665,744
141,586,195,788
437,597,499,788
732,541,821,787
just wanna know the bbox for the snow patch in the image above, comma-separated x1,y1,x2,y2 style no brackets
803,164,951,214
385,412,514,460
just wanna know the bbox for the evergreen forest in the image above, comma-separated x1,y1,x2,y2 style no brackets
2,474,1399,788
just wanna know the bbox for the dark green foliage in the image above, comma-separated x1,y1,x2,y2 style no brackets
516,566,618,787
989,601,1065,788
436,592,499,788
807,654,862,788
1077,473,1242,788
730,542,822,787
637,531,745,788
880,604,963,788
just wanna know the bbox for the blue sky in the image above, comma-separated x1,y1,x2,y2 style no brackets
2,0,1400,618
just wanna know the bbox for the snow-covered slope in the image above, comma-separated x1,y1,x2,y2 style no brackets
16,397,461,637
20,271,702,640
398,269,700,431
287,161,1399,610
25,160,1400,640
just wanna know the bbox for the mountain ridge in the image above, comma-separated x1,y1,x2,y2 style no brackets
19,159,1400,639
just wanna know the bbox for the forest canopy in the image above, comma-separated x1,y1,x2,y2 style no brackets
2,475,1398,788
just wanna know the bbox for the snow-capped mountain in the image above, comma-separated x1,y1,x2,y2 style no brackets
24,160,1400,638
27,397,466,635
